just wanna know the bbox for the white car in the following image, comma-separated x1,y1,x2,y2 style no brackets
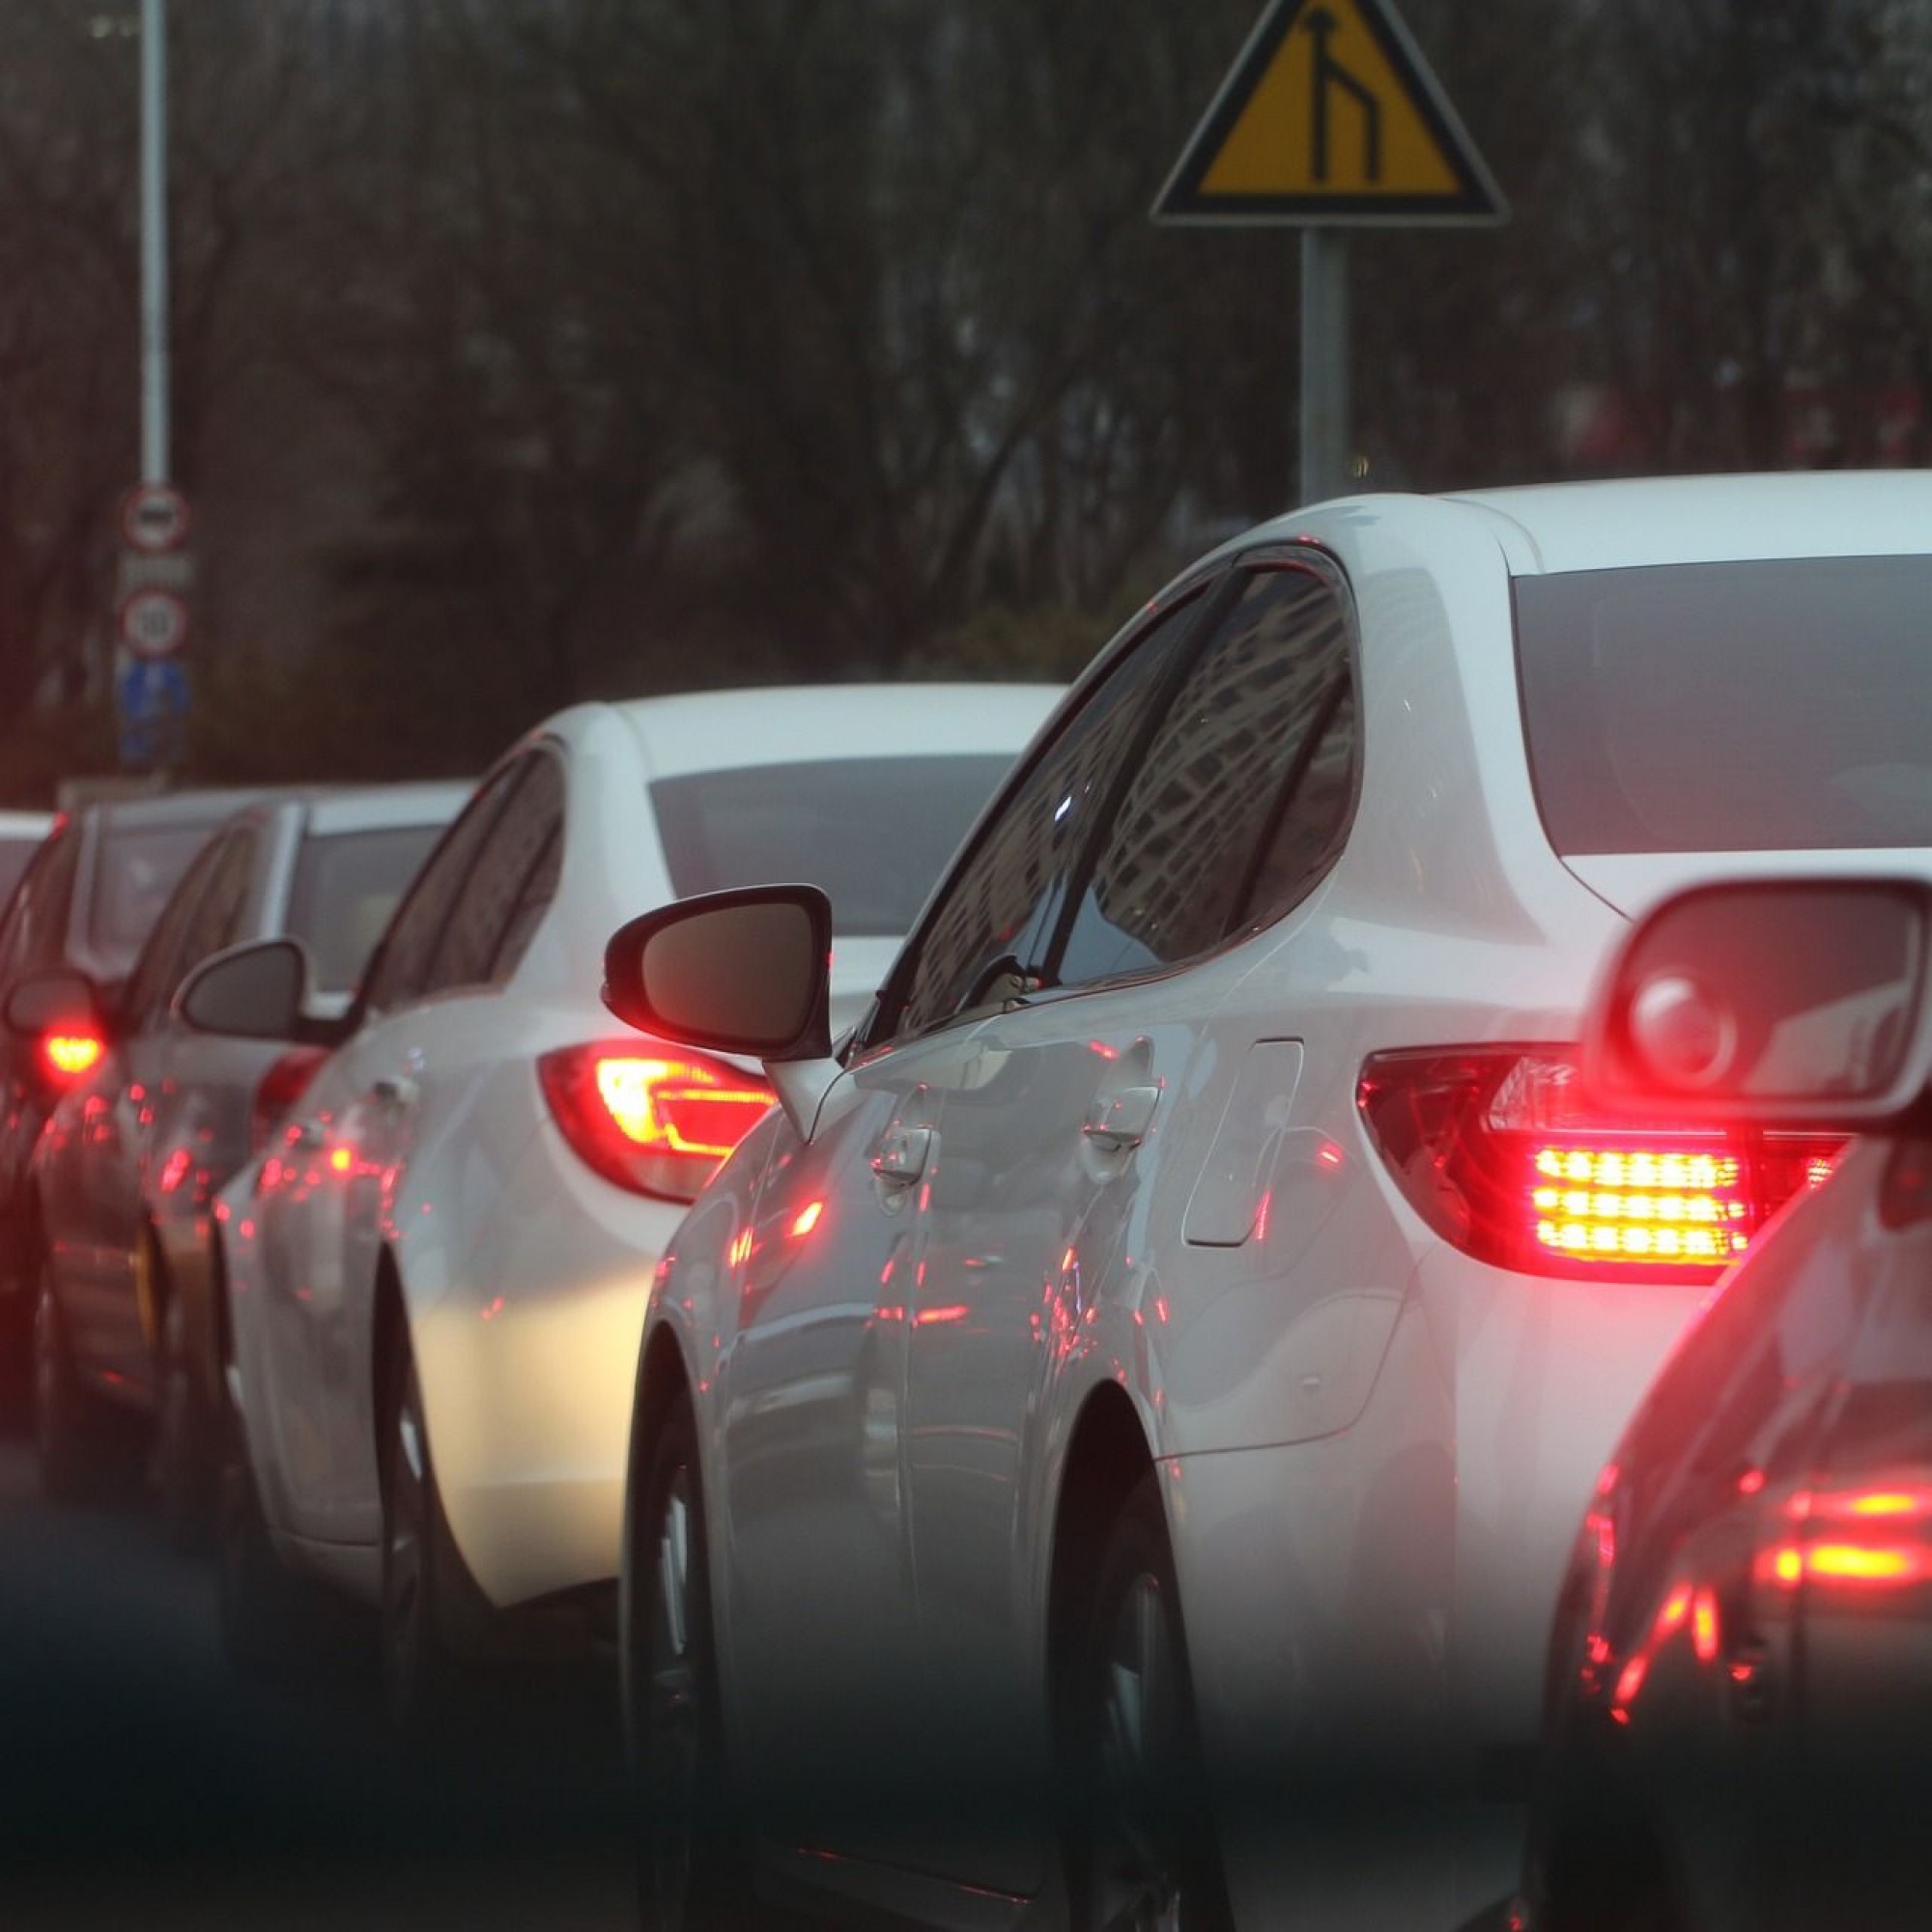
606,474,1932,1931
195,686,1058,1723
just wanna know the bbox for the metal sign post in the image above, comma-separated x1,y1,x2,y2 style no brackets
1153,0,1507,506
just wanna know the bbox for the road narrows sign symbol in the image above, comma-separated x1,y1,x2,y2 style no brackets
1153,0,1507,226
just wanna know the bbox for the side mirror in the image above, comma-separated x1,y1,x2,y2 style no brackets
604,885,834,1062
3,969,109,1085
1585,879,1932,1122
4,969,103,1040
175,938,310,1042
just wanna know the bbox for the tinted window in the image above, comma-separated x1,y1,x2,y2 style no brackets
1518,555,1932,854
167,833,257,994
652,754,1019,941
122,838,225,1030
286,825,445,996
90,820,221,966
0,823,79,983
428,753,563,993
0,838,41,907
886,595,1202,1039
362,761,526,1012
1057,567,1355,985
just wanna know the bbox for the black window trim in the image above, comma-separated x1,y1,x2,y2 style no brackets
1037,549,1363,993
862,572,1225,1050
867,540,1364,1045
353,746,548,1021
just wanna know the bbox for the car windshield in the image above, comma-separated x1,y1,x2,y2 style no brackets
1517,555,1932,854
285,824,445,994
89,820,221,966
651,754,1015,937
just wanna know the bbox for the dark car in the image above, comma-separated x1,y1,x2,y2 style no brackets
1512,876,1932,1932
12,782,469,1534
0,790,269,1395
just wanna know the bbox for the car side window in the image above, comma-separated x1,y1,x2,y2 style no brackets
1053,564,1357,986
169,832,257,989
883,592,1206,1041
0,821,80,985
123,837,225,1030
429,751,565,993
361,760,526,1014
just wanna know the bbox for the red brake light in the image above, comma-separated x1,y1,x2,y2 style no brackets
251,1046,327,1154
1357,1048,1844,1281
538,1041,776,1203
41,1030,104,1083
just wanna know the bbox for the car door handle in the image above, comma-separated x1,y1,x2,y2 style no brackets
870,1125,933,1188
286,1119,325,1152
371,1077,418,1111
1082,1084,1161,1153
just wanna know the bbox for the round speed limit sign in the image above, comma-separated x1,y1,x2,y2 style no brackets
119,587,191,660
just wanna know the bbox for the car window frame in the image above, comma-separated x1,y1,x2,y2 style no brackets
861,572,1231,1051
1037,544,1363,996
355,755,533,1020
421,744,566,996
122,834,228,1033
0,818,77,986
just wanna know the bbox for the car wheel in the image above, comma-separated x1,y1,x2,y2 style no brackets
1060,1471,1232,1932
380,1343,474,1743
32,1256,123,1503
627,1386,752,1932
155,1282,216,1551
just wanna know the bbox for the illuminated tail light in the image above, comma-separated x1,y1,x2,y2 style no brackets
538,1041,776,1203
40,1030,104,1084
250,1045,328,1154
1357,1048,1844,1281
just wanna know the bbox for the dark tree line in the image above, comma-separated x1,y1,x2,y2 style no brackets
0,0,1926,795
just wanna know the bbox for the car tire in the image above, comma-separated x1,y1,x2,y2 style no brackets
32,1256,125,1504
1059,1469,1232,1932
627,1386,754,1932
155,1280,216,1551
380,1341,477,1746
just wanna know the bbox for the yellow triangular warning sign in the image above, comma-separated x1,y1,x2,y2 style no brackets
1153,0,1507,225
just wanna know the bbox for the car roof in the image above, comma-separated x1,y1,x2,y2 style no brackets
297,781,473,838
1237,471,1932,579
86,786,272,833
600,683,1063,781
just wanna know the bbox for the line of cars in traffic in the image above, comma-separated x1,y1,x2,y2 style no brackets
1,472,1927,1930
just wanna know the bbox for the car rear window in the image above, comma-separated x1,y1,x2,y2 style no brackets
286,825,444,994
1517,555,1932,854
651,755,1016,936
90,820,220,962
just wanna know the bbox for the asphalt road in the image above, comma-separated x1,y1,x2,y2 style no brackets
0,1428,638,1930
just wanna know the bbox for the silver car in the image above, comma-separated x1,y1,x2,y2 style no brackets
16,782,469,1538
